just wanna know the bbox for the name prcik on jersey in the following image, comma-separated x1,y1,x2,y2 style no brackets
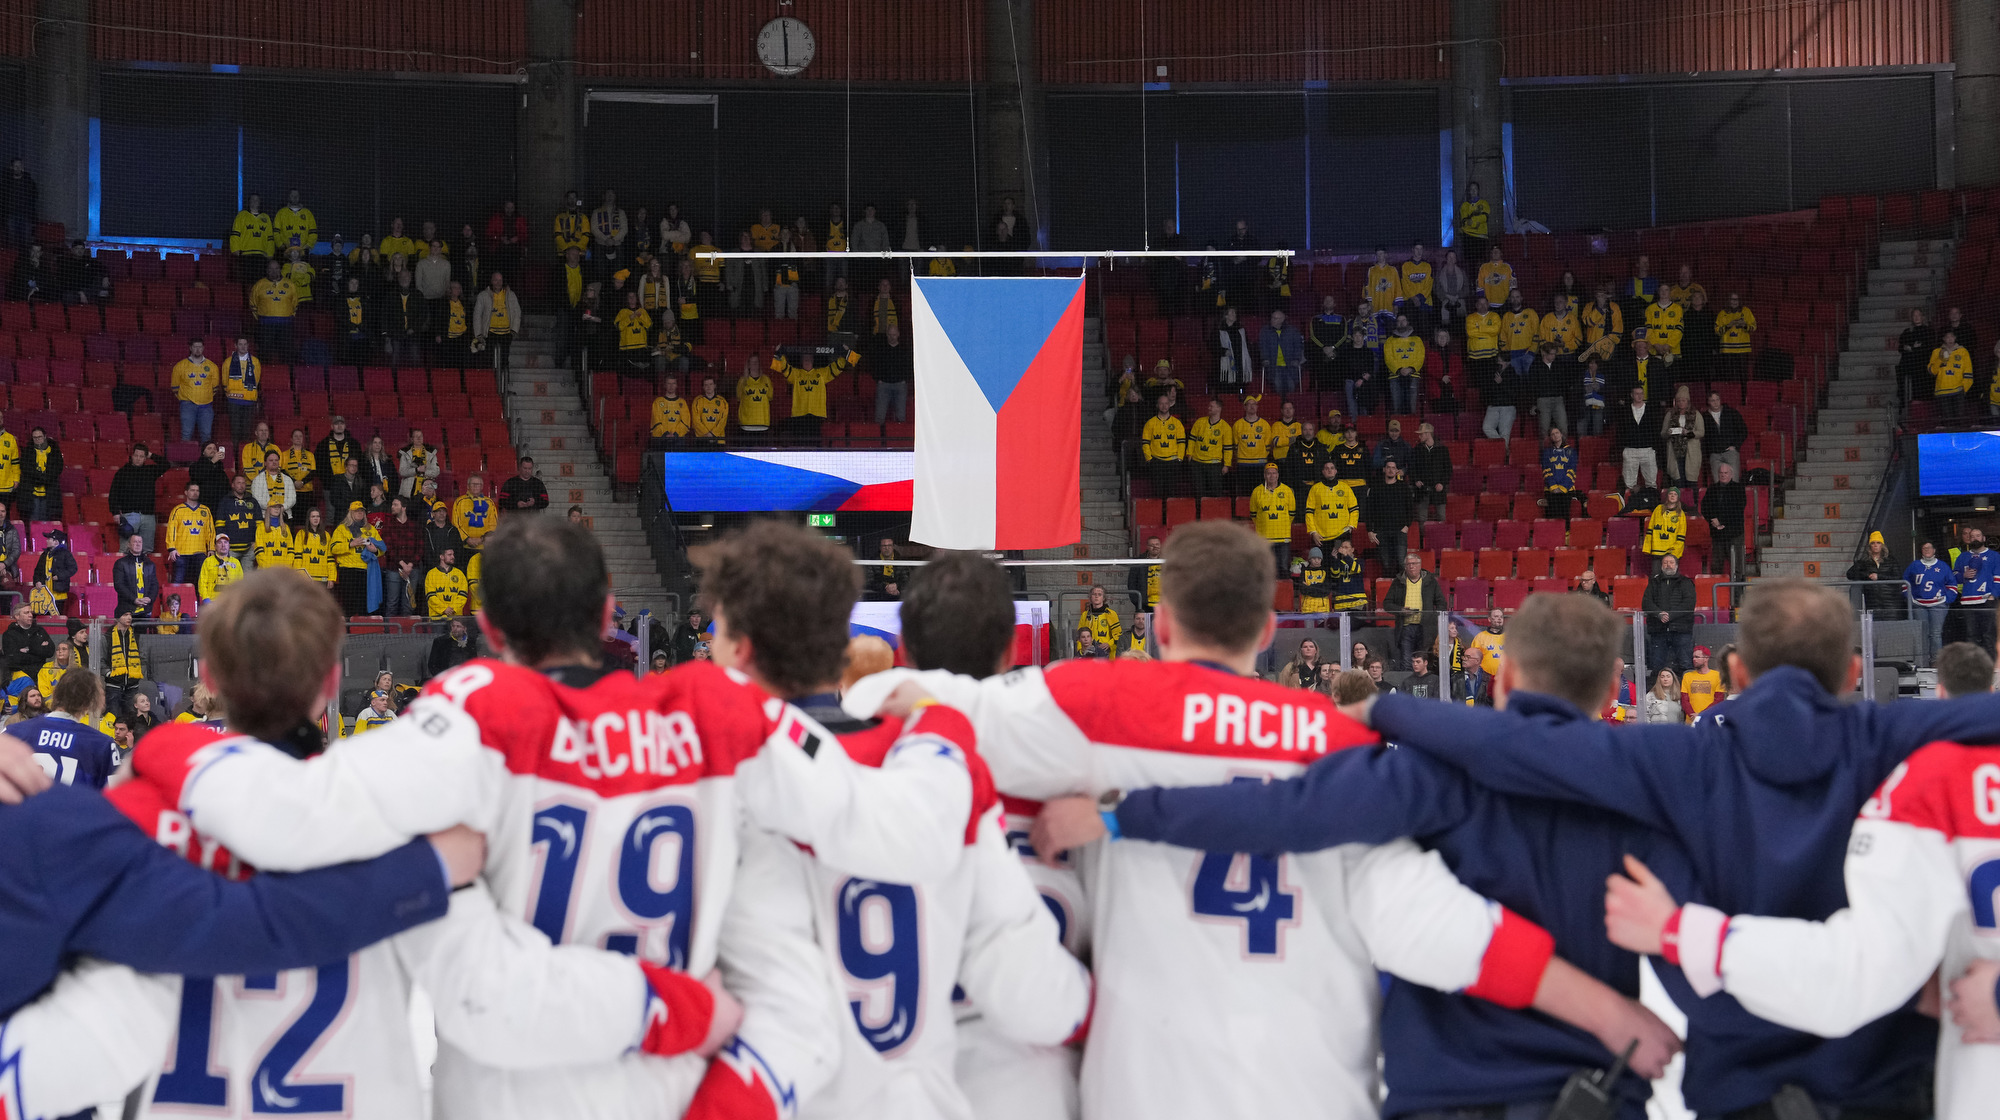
1182,692,1329,753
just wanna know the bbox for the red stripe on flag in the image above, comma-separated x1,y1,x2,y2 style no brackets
836,479,915,511
993,283,1084,549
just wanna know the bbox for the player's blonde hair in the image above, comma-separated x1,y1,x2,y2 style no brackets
198,567,341,740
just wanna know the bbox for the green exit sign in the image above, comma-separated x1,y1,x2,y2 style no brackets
807,513,836,528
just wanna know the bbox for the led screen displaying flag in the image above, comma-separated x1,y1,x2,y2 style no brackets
660,451,912,512
910,275,1084,549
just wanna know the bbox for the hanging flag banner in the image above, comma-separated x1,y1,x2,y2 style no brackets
910,275,1084,550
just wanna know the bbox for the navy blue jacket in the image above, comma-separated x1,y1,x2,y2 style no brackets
0,783,450,1016
1117,692,1686,1120
12,714,116,789
1371,669,2000,1114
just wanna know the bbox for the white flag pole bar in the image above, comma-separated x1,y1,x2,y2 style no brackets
694,249,1294,260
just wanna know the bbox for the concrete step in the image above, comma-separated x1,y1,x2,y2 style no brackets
1817,418,1895,438
1803,443,1889,464
1755,553,1858,578
1790,470,1882,493
1770,529,1866,551
1865,278,1943,298
1856,293,1933,315
1826,387,1898,410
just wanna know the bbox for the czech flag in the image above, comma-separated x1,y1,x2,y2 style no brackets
910,275,1084,550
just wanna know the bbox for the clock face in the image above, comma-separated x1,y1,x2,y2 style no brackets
756,16,815,76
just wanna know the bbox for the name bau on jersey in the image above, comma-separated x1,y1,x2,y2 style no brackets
1182,692,1330,754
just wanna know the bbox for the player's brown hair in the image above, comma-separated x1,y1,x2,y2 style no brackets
1331,668,1377,704
1504,593,1624,712
49,666,101,718
1936,641,1996,699
1736,577,1855,694
479,516,610,664
700,519,860,697
197,566,342,741
840,635,896,692
1159,521,1273,652
901,551,1017,678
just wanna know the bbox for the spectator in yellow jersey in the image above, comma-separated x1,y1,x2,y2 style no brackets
734,353,775,437
872,277,900,339
824,202,848,289
1641,486,1689,574
1679,644,1725,718
249,259,298,361
650,376,691,448
1464,294,1501,363
614,290,653,373
251,450,294,519
1581,285,1624,362
197,535,244,604
1477,244,1514,309
423,546,468,620
291,507,335,589
1932,328,1974,416
170,338,220,444
254,504,292,571
377,216,418,262
773,346,857,444
1231,395,1275,490
0,411,17,503
1079,583,1122,654
163,483,212,583
1271,399,1302,465
285,425,323,516
1126,533,1164,612
1248,463,1298,573
1668,263,1704,308
553,190,589,257
1141,394,1186,495
1715,292,1756,382
280,247,314,309
1304,459,1358,546
451,475,496,546
1466,609,1507,704
1644,288,1684,357
1363,248,1401,314
927,249,956,278
473,271,520,373
1540,293,1580,357
228,193,274,280
350,690,397,736
591,189,628,279
1457,181,1490,262
689,230,722,310
214,336,260,441
330,501,383,616
693,376,729,447
1400,244,1434,309
1186,398,1233,498
1382,315,1425,416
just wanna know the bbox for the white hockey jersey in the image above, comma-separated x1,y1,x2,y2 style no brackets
785,703,1091,1120
1670,739,2000,1120
845,659,1559,1120
0,962,179,1120
954,794,1092,1120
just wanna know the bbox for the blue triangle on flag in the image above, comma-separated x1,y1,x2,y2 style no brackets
918,277,1081,412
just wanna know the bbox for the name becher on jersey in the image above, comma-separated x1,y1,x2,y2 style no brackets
1183,692,1330,754
548,708,705,782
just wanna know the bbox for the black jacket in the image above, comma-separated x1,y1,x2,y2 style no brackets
1701,480,1747,540
497,476,549,511
187,457,228,512
1525,358,1568,402
379,286,423,339
2,620,52,676
326,474,370,521
1612,402,1657,453
1380,573,1449,650
358,453,397,498
1408,441,1453,491
427,632,478,678
316,433,359,492
1846,552,1906,617
19,441,62,502
1704,404,1748,454
1897,323,1938,377
1641,572,1696,634
109,461,167,517
1364,478,1415,536
112,554,161,617
421,520,463,571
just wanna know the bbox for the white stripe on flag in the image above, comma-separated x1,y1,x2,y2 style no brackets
910,280,999,548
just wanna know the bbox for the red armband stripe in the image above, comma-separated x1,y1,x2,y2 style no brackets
683,1042,787,1120
636,962,716,1058
1062,977,1096,1048
1463,905,1556,1010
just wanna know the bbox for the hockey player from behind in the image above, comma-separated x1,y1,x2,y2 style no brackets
846,521,1675,1120
896,552,1091,1120
1334,577,2000,1118
1035,593,1689,1118
700,522,1091,1120
111,562,786,1120
12,666,116,788
1602,639,2000,1120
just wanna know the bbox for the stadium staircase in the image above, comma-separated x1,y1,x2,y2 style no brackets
1759,238,1951,579
506,315,673,617
1020,316,1129,628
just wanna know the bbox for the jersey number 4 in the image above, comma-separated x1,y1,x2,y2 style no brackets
531,802,697,969
836,878,923,1056
1189,779,1299,957
154,962,353,1114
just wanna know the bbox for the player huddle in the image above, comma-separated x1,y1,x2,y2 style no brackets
1,515,1997,1120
